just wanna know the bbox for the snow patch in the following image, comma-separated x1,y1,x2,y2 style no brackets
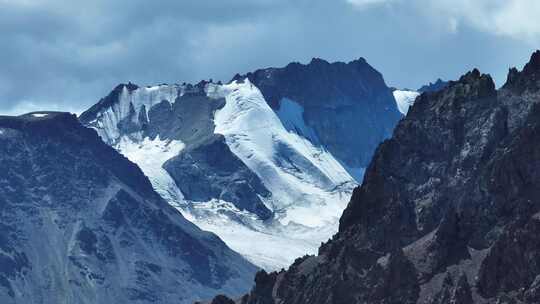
116,136,185,203
31,113,49,118
393,90,420,115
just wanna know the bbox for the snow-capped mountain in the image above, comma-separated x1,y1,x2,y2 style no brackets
79,58,401,270
0,112,256,304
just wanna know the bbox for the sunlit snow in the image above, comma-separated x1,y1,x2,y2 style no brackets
393,90,420,115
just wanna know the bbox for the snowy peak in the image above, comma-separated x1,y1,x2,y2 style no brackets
80,83,184,144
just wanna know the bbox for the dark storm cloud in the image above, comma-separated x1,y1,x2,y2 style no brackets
0,0,538,114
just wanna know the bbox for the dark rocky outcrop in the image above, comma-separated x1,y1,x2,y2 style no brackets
0,112,257,303
212,51,540,304
418,79,449,93
234,57,402,178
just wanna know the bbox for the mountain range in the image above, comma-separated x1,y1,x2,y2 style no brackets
3,49,537,304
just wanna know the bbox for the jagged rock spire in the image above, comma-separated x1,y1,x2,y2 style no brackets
503,49,540,93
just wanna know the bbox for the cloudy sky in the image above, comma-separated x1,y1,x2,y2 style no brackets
1,0,539,115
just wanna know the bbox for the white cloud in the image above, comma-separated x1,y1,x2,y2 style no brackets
346,0,540,43
448,17,458,34
425,0,540,43
346,0,394,9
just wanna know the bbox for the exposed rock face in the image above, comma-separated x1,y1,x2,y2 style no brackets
213,51,540,304
418,78,449,93
235,57,402,179
0,112,257,304
164,134,272,219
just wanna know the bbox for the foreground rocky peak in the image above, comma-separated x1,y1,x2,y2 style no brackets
0,112,257,303
214,51,540,304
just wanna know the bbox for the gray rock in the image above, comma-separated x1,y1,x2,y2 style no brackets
0,112,257,304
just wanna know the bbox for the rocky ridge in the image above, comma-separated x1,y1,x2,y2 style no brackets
213,51,540,304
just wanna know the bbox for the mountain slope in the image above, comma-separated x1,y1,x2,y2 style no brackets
79,58,401,270
0,112,256,304
216,51,540,304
